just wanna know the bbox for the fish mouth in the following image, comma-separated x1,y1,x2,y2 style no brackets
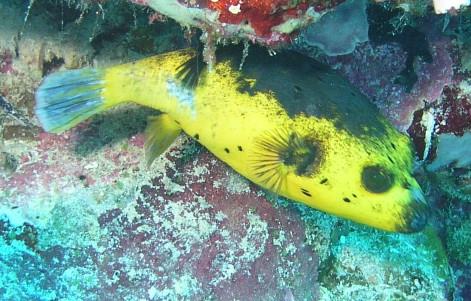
396,187,430,233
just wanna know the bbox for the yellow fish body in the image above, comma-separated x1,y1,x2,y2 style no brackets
36,46,428,232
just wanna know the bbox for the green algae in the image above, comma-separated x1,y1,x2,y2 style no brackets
432,169,471,203
317,227,449,300
0,151,19,175
0,225,100,301
422,227,451,280
282,199,452,301
447,216,471,265
322,226,450,300
37,199,102,250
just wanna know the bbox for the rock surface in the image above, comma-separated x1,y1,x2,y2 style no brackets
1,1,467,300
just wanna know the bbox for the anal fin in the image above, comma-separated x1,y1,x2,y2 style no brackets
145,114,182,167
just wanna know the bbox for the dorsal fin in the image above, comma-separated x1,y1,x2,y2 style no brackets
175,46,206,89
145,114,182,167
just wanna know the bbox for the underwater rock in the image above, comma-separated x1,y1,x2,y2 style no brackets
299,0,369,56
455,11,471,72
94,150,319,300
367,4,435,93
447,214,471,265
138,0,340,46
445,204,471,298
426,132,471,203
427,132,471,172
296,3,455,131
316,226,450,300
0,1,465,300
0,103,451,300
314,32,453,132
0,118,319,300
134,0,345,66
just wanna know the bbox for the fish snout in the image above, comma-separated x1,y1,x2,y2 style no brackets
397,187,430,233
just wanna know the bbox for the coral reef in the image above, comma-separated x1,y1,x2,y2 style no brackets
295,4,454,132
428,132,471,172
317,227,450,300
138,0,340,46
426,132,471,203
447,213,471,265
2,0,471,300
0,112,451,299
444,200,471,299
0,115,319,299
131,0,346,66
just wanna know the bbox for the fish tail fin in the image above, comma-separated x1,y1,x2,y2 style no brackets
35,68,110,133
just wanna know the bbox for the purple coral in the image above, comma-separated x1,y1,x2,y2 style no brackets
1,126,318,299
322,32,453,132
95,150,319,300
0,50,14,74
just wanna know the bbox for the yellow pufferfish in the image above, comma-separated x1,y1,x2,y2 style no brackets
35,45,429,233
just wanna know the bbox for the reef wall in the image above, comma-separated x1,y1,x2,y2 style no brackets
1,0,471,300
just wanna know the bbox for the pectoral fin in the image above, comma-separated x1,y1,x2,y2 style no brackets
250,129,323,192
145,114,182,167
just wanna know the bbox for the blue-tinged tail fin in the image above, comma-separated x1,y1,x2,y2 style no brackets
35,68,106,133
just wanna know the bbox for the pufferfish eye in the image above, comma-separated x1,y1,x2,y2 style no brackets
361,165,394,193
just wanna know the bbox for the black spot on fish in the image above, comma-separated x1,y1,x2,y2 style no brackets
387,155,394,164
391,143,397,150
301,188,312,197
238,146,243,151
194,133,199,140
320,178,328,185
224,148,230,153
78,175,86,180
350,91,356,97
343,197,351,203
352,193,357,198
